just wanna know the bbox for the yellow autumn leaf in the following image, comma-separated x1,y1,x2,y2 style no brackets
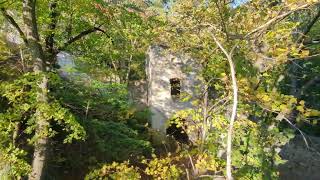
300,50,309,58
296,105,305,113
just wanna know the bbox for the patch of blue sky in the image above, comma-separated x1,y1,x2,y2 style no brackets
232,0,249,8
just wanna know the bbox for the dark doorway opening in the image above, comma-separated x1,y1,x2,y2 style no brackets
170,78,181,98
166,119,189,144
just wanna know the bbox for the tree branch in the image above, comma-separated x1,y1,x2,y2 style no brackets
212,34,238,180
0,0,10,6
0,8,28,44
45,0,58,56
245,3,316,38
297,6,320,43
59,26,107,50
288,53,320,61
300,76,320,96
260,106,310,149
303,38,320,46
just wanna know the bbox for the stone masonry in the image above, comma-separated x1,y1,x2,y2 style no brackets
146,46,201,132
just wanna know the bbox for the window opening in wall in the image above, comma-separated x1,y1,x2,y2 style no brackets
170,78,181,98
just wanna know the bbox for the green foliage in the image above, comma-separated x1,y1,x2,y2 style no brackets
52,78,130,121
41,76,152,178
61,0,156,83
0,144,31,178
1,0,320,179
88,120,153,162
147,1,320,179
143,154,183,180
214,119,293,179
0,73,86,142
0,73,86,177
85,154,184,180
0,37,9,61
85,161,141,180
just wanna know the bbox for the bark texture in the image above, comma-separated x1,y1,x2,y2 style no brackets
22,0,49,179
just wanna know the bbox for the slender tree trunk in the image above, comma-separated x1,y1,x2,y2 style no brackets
212,35,238,180
45,0,58,68
125,54,133,83
22,0,49,179
201,83,208,151
13,122,21,145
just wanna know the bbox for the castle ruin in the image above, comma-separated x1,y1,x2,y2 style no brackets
145,46,201,133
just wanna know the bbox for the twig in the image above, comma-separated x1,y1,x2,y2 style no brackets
199,174,215,178
188,154,196,174
207,96,230,113
85,100,90,121
282,116,309,148
260,106,310,149
288,53,320,61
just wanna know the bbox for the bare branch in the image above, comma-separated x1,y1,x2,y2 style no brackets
297,6,320,43
207,96,230,113
288,53,320,61
212,34,238,180
262,106,310,149
59,26,107,50
303,38,320,45
245,3,316,38
282,116,309,148
188,154,196,173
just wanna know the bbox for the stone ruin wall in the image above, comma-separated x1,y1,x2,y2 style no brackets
146,46,201,132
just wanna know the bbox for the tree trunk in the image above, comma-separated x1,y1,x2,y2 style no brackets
45,0,58,68
201,83,208,151
22,0,49,179
212,35,238,180
125,54,133,83
29,75,49,180
29,76,49,180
